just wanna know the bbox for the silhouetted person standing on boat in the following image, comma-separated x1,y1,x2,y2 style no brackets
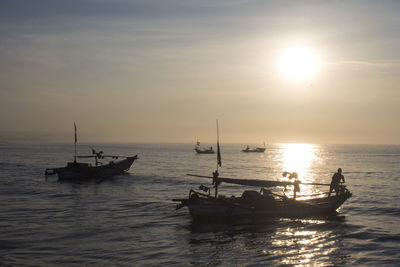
329,168,345,196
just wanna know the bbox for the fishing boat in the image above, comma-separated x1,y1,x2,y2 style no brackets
45,149,138,180
174,122,351,221
242,142,266,153
242,145,266,153
174,172,352,221
194,140,215,154
45,123,138,180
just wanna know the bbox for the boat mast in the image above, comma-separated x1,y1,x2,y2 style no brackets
216,119,220,171
214,119,222,197
74,122,77,162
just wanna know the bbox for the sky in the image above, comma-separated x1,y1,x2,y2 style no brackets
1,0,400,144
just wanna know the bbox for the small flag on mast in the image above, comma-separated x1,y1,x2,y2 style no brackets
217,141,222,167
216,120,222,167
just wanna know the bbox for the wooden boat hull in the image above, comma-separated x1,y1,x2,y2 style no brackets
176,189,351,221
47,155,138,180
194,148,215,154
242,147,266,153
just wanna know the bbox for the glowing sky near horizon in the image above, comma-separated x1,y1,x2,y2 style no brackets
1,0,400,144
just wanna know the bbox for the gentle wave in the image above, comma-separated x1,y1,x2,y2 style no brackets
0,143,399,265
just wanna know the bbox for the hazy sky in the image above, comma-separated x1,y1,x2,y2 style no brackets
1,0,400,144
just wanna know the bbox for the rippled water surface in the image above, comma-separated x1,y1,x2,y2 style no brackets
0,143,399,266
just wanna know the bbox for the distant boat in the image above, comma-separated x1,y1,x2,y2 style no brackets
242,143,266,153
194,140,215,154
45,123,138,180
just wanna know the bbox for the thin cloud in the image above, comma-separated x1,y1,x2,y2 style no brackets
326,60,400,73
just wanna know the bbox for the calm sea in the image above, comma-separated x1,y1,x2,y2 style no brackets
0,143,399,266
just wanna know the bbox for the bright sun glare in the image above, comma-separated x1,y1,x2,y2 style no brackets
278,46,319,81
281,143,317,178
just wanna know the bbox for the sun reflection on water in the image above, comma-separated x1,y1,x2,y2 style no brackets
280,143,319,179
270,221,338,266
278,143,324,198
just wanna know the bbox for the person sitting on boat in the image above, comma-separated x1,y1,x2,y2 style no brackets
328,168,345,196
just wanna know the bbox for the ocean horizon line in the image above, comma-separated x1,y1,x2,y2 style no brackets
1,140,400,146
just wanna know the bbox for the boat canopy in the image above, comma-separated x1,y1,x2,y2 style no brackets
215,177,295,188
187,174,296,188
76,155,128,159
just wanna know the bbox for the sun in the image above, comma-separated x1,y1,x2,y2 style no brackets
278,46,319,81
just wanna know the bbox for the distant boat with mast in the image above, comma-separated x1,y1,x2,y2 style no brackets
174,122,352,221
242,142,266,153
45,123,138,180
194,140,215,154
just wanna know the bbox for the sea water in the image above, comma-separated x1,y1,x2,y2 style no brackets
0,143,399,266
